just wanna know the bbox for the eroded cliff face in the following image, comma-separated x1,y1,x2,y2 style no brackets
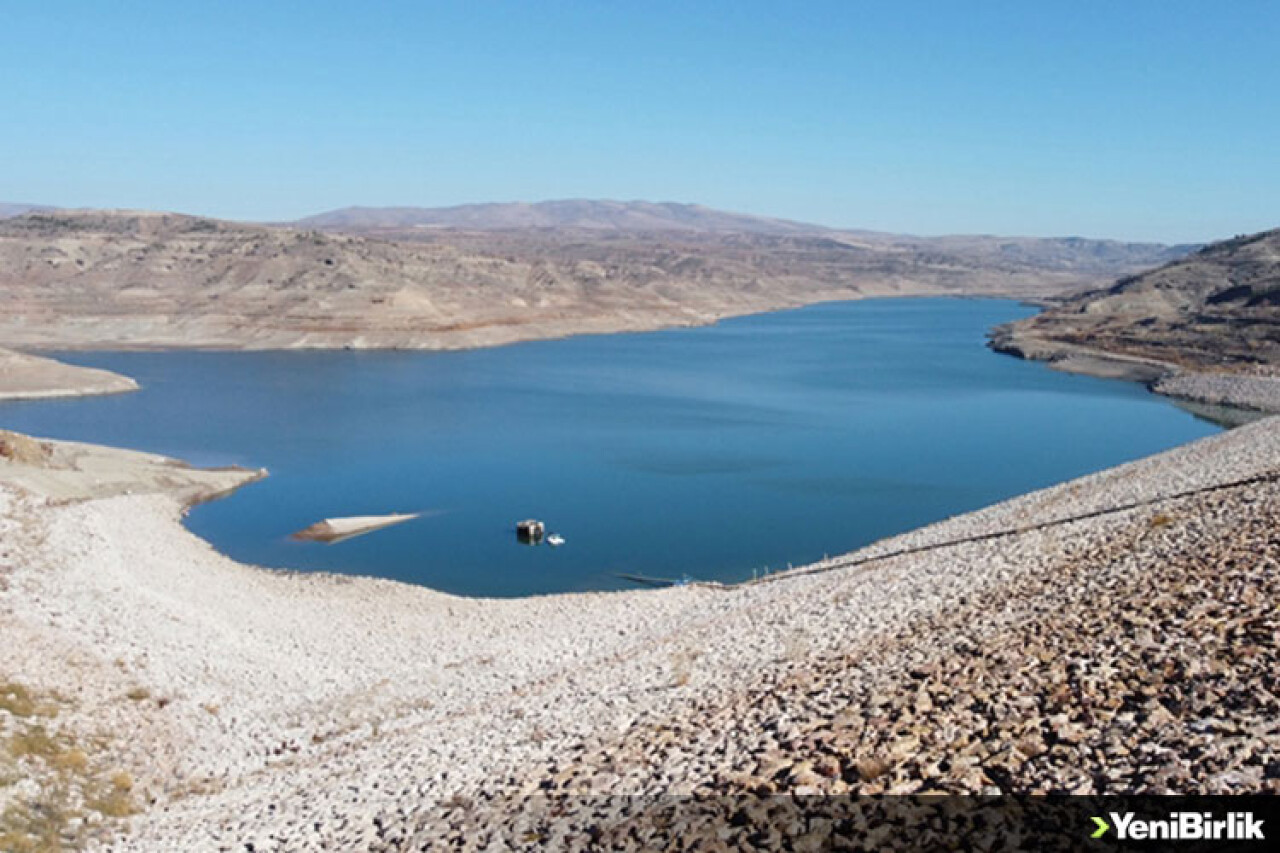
991,228,1280,373
0,208,1174,352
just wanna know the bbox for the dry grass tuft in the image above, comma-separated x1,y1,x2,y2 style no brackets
0,431,52,466
1,682,139,845
49,748,88,774
82,770,138,819
0,682,36,717
85,786,136,819
8,726,63,762
0,792,72,853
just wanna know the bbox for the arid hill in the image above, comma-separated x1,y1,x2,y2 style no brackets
0,203,51,219
294,199,823,235
991,227,1280,373
0,205,1190,351
298,200,1193,277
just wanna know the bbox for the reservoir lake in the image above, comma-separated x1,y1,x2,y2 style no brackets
1,299,1220,597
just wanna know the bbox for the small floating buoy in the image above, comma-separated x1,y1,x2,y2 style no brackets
546,533,565,547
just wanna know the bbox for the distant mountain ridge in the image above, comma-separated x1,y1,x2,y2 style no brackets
294,199,824,234
3,200,1195,275
293,199,1196,277
0,203,53,219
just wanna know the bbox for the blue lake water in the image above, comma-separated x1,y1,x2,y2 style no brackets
0,299,1220,597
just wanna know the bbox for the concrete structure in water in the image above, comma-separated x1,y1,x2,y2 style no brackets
516,519,545,544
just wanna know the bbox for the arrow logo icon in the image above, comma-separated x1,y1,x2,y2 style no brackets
1091,816,1110,839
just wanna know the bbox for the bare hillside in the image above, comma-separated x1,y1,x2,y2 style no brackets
0,207,1175,351
992,228,1280,372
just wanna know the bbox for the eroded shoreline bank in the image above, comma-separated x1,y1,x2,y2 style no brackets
0,347,138,402
987,326,1280,415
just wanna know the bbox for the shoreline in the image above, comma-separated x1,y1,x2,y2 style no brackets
0,347,139,402
1,414,1277,846
987,326,1280,414
12,293,1280,419
1,294,878,403
6,289,940,353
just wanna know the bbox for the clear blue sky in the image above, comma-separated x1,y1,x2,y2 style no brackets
3,1,1276,242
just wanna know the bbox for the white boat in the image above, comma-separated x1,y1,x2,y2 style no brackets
546,534,565,547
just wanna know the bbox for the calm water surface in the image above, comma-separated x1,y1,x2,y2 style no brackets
1,299,1220,596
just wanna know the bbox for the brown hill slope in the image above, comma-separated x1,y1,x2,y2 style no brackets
991,228,1280,373
0,208,1178,351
